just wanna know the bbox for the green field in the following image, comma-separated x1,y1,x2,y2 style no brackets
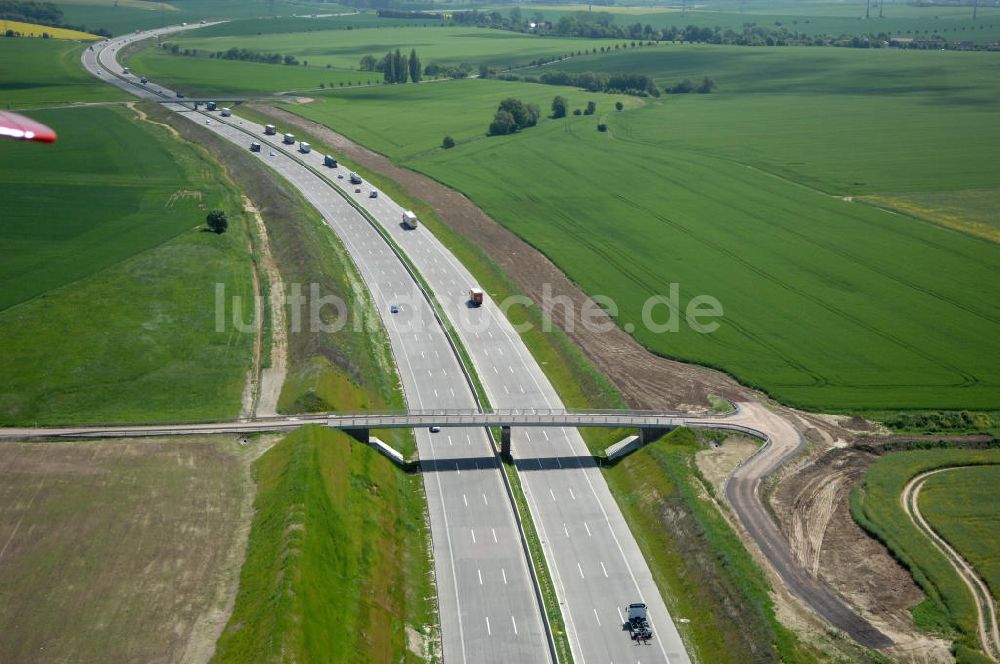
0,105,255,425
851,448,1000,661
920,465,1000,603
279,42,1000,411
0,39,129,108
212,426,436,663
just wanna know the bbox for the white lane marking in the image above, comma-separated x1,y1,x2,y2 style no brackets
456,461,460,475
569,487,576,501
482,493,489,506
556,457,562,469
577,562,585,579
617,606,625,623
584,522,592,537
537,458,544,470
442,368,448,376
470,529,476,544
508,366,514,374
493,366,498,374
450,387,455,397
420,351,425,358
497,347,504,356
519,384,525,394
504,385,510,394
512,615,518,635
543,431,549,441
478,569,483,585
601,561,608,578
593,608,602,626
448,435,453,446
492,528,498,543
563,523,569,537
488,331,494,338
463,494,468,507
427,369,433,376
484,348,490,357
486,616,491,636
467,434,472,446
549,489,557,501
501,568,508,584
433,389,439,398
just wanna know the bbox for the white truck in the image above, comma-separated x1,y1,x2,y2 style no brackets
264,124,277,135
299,142,311,154
402,210,418,229
469,288,484,307
283,133,295,145
220,107,231,117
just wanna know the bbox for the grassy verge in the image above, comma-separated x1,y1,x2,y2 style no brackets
211,426,438,663
605,428,824,663
851,448,1000,661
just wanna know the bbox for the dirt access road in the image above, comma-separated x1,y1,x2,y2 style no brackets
904,468,1000,661
258,104,901,651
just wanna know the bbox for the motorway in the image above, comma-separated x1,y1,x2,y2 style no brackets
83,28,552,664
83,25,691,664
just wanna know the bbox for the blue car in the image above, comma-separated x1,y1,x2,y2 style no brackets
390,304,399,314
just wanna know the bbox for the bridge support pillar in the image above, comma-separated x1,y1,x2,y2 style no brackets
639,426,673,445
500,426,511,458
341,427,369,444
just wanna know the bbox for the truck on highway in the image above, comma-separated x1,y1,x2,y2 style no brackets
349,172,362,185
323,154,338,167
206,101,217,111
221,107,231,117
250,142,261,152
122,66,130,75
402,210,419,229
283,133,295,145
469,288,484,307
299,141,311,154
264,124,277,135
625,603,652,642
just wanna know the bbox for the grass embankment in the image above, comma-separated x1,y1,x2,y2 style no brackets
211,426,437,663
0,105,255,425
606,428,824,663
0,38,129,107
851,448,1000,662
282,43,1000,411
146,102,414,456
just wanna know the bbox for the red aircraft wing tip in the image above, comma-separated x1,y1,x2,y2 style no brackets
0,111,58,143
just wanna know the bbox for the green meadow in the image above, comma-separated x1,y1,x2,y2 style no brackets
852,449,1000,660
920,465,1000,603
0,39,129,107
0,105,255,424
278,42,1000,410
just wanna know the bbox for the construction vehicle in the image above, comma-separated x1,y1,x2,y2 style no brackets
221,107,231,117
625,603,652,642
349,172,362,185
283,133,295,145
324,154,337,167
402,210,418,229
264,124,277,135
469,288,484,307
299,141,311,154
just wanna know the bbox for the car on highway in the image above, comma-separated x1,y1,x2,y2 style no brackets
429,426,441,433
390,304,399,314
369,190,378,198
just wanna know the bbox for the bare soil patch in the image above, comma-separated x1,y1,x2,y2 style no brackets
0,436,269,664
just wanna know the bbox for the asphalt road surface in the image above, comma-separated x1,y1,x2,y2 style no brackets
83,30,552,664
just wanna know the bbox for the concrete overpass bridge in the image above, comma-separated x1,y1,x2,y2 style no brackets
0,408,763,456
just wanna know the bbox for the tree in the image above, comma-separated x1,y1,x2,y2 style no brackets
597,123,608,132
615,101,624,111
359,54,376,71
551,95,568,118
488,110,517,136
206,210,228,234
442,135,455,149
695,76,716,93
583,100,597,115
497,98,539,129
383,50,394,83
409,48,421,83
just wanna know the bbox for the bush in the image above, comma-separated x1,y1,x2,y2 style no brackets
597,123,608,132
615,101,624,111
573,108,582,116
488,110,517,136
583,100,597,115
442,135,455,149
551,95,568,119
206,210,228,234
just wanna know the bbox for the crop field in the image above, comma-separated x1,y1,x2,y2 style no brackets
0,436,256,664
212,426,436,663
278,41,1000,411
0,19,100,39
0,39,129,107
920,465,1000,603
0,104,255,425
851,448,1000,659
